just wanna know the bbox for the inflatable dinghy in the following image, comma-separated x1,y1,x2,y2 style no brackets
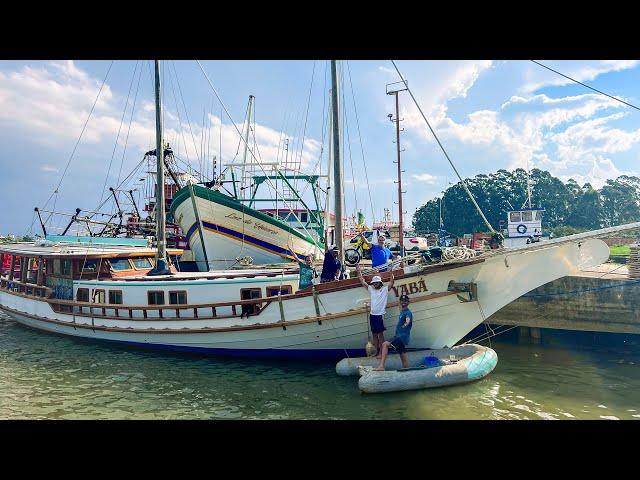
336,344,497,393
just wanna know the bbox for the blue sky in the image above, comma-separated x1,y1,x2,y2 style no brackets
2,59,640,235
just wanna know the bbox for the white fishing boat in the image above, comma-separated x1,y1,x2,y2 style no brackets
1,60,637,360
170,182,324,270
170,94,325,270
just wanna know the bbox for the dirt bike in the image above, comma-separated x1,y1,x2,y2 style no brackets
344,233,372,267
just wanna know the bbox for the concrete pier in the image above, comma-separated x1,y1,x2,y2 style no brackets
487,264,640,334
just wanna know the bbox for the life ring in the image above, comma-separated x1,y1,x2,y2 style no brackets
516,224,527,234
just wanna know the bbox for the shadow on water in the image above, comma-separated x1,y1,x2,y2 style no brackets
2,313,640,420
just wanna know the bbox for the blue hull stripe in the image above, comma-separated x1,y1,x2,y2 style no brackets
187,221,306,261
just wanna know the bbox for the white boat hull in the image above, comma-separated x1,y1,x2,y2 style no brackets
171,185,323,270
0,234,612,359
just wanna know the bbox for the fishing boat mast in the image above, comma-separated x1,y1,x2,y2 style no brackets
331,60,344,263
149,60,172,276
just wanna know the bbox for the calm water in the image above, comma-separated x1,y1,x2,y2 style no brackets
1,312,639,420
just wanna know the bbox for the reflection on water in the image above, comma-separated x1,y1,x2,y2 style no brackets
1,312,639,419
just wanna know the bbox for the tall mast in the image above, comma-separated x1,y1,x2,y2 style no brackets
387,81,408,257
240,95,254,200
149,60,171,276
330,60,344,263
324,101,333,246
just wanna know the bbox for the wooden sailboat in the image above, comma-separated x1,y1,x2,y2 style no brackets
0,60,636,359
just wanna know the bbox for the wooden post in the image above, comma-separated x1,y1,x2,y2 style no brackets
36,256,44,286
20,257,28,283
8,255,16,281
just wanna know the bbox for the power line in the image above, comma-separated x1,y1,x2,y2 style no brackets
530,60,640,112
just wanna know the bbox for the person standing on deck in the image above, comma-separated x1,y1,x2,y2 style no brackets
288,240,317,290
373,294,413,371
362,232,393,272
320,246,342,283
356,264,395,358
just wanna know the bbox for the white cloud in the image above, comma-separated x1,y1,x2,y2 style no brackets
0,61,322,183
40,164,59,172
412,173,437,183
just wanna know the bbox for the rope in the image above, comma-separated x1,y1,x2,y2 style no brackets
530,60,640,112
292,60,316,196
390,60,495,234
441,246,476,261
346,60,375,224
37,60,114,230
342,72,358,216
97,60,139,208
115,61,144,194
171,61,201,169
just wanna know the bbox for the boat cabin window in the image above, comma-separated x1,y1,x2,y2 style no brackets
53,259,61,275
148,291,165,305
81,260,99,273
522,211,533,222
109,290,123,304
266,285,292,297
535,211,542,221
509,212,521,222
46,260,53,275
240,288,262,317
110,258,133,271
93,289,106,304
300,212,308,222
61,259,72,276
132,257,153,269
169,291,187,305
77,288,90,302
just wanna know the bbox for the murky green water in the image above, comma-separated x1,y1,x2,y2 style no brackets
1,312,639,419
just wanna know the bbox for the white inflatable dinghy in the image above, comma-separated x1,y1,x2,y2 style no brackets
336,344,497,393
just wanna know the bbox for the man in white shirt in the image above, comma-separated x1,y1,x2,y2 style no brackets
356,265,395,358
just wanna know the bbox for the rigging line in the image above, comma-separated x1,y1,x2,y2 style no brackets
39,60,114,228
346,60,375,224
92,157,147,215
115,60,144,189
196,61,322,247
530,60,640,112
97,60,139,208
293,60,316,195
171,60,201,168
341,68,358,216
167,61,194,170
391,60,496,234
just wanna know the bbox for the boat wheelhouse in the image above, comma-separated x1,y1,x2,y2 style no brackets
503,208,547,248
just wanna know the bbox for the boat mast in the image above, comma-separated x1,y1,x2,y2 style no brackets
149,60,172,276
330,60,344,263
240,95,254,200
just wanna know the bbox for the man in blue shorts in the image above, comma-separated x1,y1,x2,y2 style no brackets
357,265,395,358
374,294,413,371
363,232,393,272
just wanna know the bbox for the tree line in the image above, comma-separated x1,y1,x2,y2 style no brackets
412,169,640,237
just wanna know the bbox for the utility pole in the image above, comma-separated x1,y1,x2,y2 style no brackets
387,80,408,258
